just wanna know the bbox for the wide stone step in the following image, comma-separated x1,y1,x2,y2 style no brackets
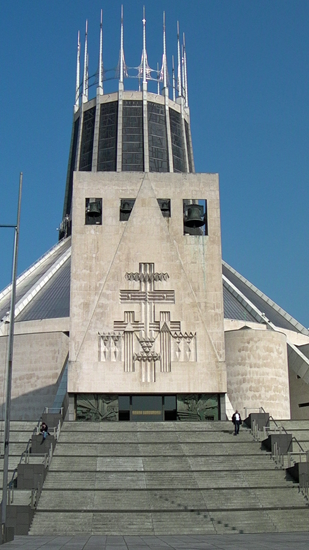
0,443,31,455
60,421,234,432
29,508,309,536
0,434,33,444
58,430,251,444
52,441,263,457
43,468,296,490
269,420,309,430
36,487,306,512
29,510,216,535
0,421,37,431
49,454,276,472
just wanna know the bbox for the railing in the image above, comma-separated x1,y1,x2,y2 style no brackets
262,415,292,439
287,449,309,469
244,406,266,418
245,408,309,500
272,441,285,468
30,479,43,509
6,413,62,507
300,471,309,500
251,419,259,441
43,407,63,415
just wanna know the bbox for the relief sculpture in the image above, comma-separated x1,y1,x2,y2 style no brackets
99,262,196,382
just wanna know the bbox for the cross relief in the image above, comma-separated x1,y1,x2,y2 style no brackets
99,262,196,382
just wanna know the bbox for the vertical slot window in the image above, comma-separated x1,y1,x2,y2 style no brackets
148,102,168,172
79,107,96,171
169,108,185,173
122,101,144,171
97,101,118,171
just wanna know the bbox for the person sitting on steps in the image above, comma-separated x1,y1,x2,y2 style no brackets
40,422,50,444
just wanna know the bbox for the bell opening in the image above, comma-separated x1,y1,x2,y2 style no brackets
85,198,102,225
183,200,208,235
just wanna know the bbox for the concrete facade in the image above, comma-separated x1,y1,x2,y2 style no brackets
0,331,69,420
68,171,226,398
225,327,290,419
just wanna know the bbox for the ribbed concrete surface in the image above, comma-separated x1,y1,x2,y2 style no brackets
28,421,309,535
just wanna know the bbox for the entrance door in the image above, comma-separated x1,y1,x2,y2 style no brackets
131,395,163,422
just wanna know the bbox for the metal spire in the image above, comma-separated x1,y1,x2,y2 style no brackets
177,21,182,97
98,9,103,94
172,55,176,102
142,6,147,89
119,5,124,89
162,11,167,92
157,62,160,94
82,20,89,103
74,30,80,113
181,43,185,102
183,32,188,107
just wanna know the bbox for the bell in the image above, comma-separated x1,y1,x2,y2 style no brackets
157,199,170,218
184,226,203,236
158,199,170,212
120,199,135,214
86,199,101,217
184,204,205,228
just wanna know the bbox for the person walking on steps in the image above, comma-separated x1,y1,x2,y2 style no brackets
232,410,242,435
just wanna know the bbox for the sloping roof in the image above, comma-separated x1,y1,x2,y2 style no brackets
0,237,71,324
222,260,309,336
17,258,71,322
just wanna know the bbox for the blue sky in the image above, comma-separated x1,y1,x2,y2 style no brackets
0,0,308,327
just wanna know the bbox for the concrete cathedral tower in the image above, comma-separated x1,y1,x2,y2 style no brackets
1,8,309,423
64,8,226,421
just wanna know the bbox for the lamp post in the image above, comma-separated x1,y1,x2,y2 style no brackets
0,172,23,544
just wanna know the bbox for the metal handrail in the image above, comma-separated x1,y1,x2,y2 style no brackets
287,450,309,468
246,409,305,471
43,407,63,415
244,406,266,418
299,471,309,499
6,412,62,507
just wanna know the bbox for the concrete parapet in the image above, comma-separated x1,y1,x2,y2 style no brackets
6,505,34,535
17,463,46,490
245,413,270,431
31,434,56,455
262,433,293,455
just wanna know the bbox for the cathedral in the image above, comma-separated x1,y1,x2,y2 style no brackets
0,9,308,423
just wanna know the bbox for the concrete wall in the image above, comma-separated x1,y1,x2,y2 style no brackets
225,327,290,419
289,368,309,420
69,171,226,395
0,331,69,420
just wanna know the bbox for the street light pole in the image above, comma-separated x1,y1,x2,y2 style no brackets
0,172,23,543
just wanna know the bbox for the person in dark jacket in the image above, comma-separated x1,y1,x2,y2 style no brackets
232,410,242,435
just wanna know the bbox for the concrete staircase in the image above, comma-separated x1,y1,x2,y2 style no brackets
0,421,41,486
29,421,309,535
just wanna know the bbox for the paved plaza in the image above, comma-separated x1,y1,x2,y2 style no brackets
3,533,309,550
